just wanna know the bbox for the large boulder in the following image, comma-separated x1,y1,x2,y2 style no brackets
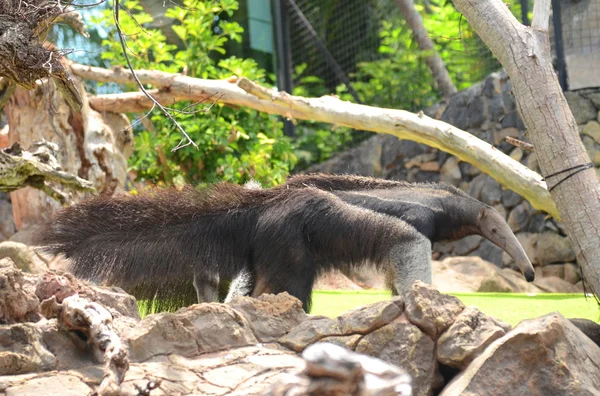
441,312,600,396
0,258,40,323
228,292,307,343
355,318,443,396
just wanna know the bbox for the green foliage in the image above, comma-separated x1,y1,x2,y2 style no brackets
92,0,295,187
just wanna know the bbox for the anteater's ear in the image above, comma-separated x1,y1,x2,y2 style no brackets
478,207,488,221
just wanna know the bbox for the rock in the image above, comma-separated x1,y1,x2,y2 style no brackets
479,176,502,206
501,188,523,208
279,316,343,353
404,152,438,169
420,161,440,172
0,241,48,274
478,268,542,293
441,312,600,395
537,232,575,264
126,303,258,362
582,121,600,144
541,264,565,279
563,263,581,284
7,226,41,245
355,319,442,396
228,292,307,343
492,203,507,220
0,258,40,323
34,272,79,303
533,276,582,293
469,239,504,268
507,201,532,233
584,92,600,108
343,267,386,289
34,271,140,319
0,323,56,375
508,146,523,162
39,319,96,370
477,273,514,293
565,91,598,124
525,151,539,172
437,307,509,370
440,157,462,186
2,374,92,396
497,269,542,292
467,174,487,200
500,111,525,129
404,281,465,339
313,269,363,290
432,256,498,293
0,194,16,241
452,235,483,256
308,136,384,177
318,334,362,350
337,297,404,334
569,318,600,347
89,285,141,320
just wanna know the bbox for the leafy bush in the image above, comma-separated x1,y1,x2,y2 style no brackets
92,0,296,187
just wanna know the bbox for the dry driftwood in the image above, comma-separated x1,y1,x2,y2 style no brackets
41,294,129,396
0,141,95,204
69,62,558,218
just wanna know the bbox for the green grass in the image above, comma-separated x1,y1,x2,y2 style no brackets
312,290,600,325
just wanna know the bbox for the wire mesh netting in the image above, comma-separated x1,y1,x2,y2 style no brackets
285,0,534,105
557,0,600,90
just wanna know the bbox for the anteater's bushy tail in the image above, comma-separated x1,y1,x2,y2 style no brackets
35,184,259,312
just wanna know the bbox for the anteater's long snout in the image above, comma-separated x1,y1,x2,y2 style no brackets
480,209,535,282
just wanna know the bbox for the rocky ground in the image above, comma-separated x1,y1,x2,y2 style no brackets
316,256,584,294
1,255,600,396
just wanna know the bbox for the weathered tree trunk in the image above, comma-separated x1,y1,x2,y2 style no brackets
5,79,133,232
395,0,457,97
451,0,600,297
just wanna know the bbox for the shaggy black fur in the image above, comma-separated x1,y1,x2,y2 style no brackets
283,173,483,242
36,181,430,312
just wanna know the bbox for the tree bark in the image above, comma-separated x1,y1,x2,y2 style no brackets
395,0,457,97
70,62,557,218
5,79,133,231
451,0,600,298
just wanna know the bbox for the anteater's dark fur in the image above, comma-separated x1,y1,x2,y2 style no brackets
37,181,430,312
282,173,484,242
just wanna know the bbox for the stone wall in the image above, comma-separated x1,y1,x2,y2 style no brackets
309,71,600,286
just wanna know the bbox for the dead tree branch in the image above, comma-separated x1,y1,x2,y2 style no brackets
69,62,557,218
0,141,95,205
41,294,129,396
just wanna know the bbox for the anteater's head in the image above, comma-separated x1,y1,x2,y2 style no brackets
477,206,535,282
